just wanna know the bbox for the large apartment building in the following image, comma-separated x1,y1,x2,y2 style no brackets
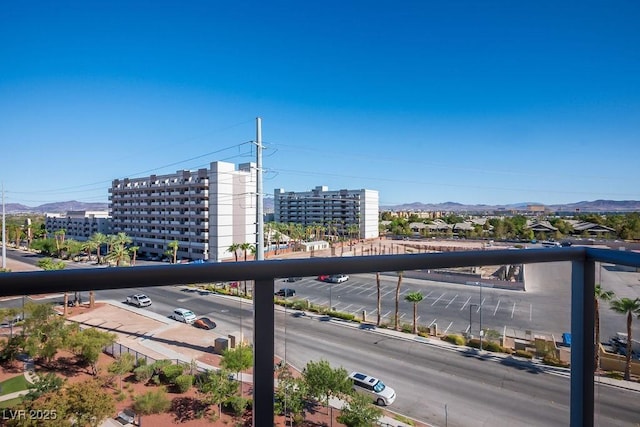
45,211,111,241
274,186,379,239
109,161,256,262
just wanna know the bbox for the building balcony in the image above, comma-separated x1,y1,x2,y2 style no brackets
1,247,638,427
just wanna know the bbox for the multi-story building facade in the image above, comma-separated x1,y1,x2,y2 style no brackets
109,161,256,262
274,186,379,239
45,211,111,241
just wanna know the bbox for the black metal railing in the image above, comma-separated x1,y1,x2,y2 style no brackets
2,246,640,427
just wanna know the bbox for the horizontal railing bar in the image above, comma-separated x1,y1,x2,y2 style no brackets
0,247,638,298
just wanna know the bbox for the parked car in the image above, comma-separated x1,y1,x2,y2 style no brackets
124,294,152,307
348,371,396,406
275,288,296,297
170,308,197,324
328,274,349,283
193,317,216,330
317,275,330,281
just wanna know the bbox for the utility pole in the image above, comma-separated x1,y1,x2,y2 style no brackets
255,117,264,261
1,183,6,269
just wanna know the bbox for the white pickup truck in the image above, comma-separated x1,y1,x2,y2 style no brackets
124,294,152,307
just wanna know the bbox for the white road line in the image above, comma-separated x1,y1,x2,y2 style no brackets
445,294,458,308
432,293,446,306
460,296,472,311
444,322,453,334
493,300,501,316
358,287,372,295
381,289,394,298
465,325,470,333
399,313,407,319
352,306,365,314
399,288,410,296
511,302,516,319
416,315,421,322
476,304,481,313
342,304,353,312
428,319,437,327
382,311,392,319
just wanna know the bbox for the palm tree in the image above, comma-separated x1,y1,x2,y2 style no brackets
89,232,107,264
105,243,131,267
82,239,98,262
239,243,253,262
609,297,640,380
167,240,179,264
129,246,140,266
376,272,382,326
595,284,615,371
227,243,240,262
53,229,66,257
394,271,403,331
405,291,424,334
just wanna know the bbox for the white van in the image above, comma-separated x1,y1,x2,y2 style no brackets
170,308,197,324
348,371,396,406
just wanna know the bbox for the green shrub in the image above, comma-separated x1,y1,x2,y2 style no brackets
542,354,569,367
401,324,412,333
327,310,355,321
514,350,534,359
161,364,185,384
133,389,171,415
133,364,154,383
116,391,126,402
175,374,194,393
224,396,251,416
443,334,466,345
483,341,505,353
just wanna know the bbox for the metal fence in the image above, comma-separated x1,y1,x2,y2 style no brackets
2,247,640,427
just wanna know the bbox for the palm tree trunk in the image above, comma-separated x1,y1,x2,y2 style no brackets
625,313,632,380
395,273,402,331
89,290,95,308
413,303,418,334
376,272,381,326
594,299,601,371
63,292,69,316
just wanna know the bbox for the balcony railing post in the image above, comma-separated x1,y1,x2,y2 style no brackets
570,259,595,427
253,278,275,427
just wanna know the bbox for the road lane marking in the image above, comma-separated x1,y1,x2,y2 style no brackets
445,294,458,308
431,293,446,306
493,300,501,316
443,322,453,334
511,302,516,319
342,304,353,312
382,311,392,319
460,296,472,311
428,318,437,327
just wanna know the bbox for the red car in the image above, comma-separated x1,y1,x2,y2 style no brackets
193,317,216,330
317,275,330,281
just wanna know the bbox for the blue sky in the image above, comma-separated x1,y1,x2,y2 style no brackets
1,1,639,207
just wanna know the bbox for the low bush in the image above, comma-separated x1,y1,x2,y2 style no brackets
542,355,569,368
483,341,506,353
161,364,185,384
175,374,194,393
443,334,466,345
133,364,154,383
514,350,534,359
327,311,355,321
224,396,251,416
134,389,171,415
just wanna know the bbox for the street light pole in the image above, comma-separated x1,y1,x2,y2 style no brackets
469,304,477,338
479,282,483,351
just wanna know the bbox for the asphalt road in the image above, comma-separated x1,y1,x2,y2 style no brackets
92,287,640,427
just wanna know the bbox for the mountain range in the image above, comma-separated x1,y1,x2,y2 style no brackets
4,199,640,215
